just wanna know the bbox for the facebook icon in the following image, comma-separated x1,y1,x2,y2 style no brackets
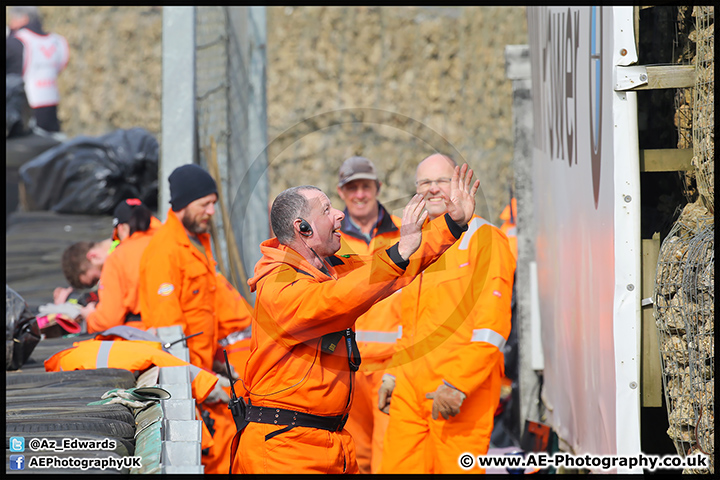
10,455,25,471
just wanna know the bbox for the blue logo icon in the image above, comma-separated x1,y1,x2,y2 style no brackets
10,455,25,470
9,437,25,452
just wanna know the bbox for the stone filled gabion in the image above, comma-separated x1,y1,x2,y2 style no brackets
654,200,714,474
692,6,714,215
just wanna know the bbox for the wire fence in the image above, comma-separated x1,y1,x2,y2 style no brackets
680,221,714,474
692,6,714,215
194,6,267,299
654,200,714,473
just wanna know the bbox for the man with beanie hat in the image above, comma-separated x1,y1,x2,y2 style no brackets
139,163,255,474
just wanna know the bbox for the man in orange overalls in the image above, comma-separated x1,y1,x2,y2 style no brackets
379,154,516,474
232,164,480,474
139,164,254,474
335,156,402,474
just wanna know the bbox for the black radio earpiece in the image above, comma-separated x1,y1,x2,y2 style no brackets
298,218,313,237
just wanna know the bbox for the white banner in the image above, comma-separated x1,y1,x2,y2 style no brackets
527,6,641,469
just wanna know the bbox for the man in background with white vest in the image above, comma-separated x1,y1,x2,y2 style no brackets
6,6,69,133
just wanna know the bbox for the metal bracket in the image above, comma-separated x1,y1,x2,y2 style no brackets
615,66,648,91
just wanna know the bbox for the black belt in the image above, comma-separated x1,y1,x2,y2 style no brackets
245,403,348,441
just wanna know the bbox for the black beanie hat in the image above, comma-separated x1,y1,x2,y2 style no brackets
169,164,218,212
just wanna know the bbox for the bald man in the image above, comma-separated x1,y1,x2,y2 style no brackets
379,154,516,474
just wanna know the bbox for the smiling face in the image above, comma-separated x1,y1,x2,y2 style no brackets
300,189,345,257
337,178,380,224
415,154,456,220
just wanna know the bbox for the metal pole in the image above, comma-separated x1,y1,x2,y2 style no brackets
505,44,541,431
161,6,196,221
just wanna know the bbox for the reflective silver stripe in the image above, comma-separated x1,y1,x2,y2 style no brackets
470,328,506,350
397,325,403,339
96,341,113,368
506,226,517,237
458,217,493,250
356,328,401,344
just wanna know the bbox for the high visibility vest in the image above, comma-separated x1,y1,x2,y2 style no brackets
13,28,69,108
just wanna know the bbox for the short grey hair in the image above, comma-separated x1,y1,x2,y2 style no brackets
9,6,40,22
271,185,322,245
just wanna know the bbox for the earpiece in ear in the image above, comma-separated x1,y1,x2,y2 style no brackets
298,218,313,237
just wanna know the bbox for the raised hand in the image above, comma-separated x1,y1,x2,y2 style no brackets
442,163,480,227
397,194,429,261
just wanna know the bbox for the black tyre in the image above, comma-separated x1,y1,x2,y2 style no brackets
5,417,136,439
6,368,135,389
6,407,135,426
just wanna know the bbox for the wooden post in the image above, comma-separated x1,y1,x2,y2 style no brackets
641,234,662,407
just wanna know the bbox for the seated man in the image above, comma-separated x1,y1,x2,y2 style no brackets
57,238,115,309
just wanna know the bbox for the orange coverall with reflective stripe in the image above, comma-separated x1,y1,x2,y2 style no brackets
336,206,401,474
86,226,159,334
380,215,516,474
233,214,465,474
44,339,218,404
44,338,220,452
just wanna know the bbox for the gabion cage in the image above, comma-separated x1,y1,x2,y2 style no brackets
681,221,714,474
654,201,714,473
692,5,714,214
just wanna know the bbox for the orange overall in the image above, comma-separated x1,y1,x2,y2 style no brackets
139,208,253,474
86,225,159,334
44,338,218,404
44,338,220,453
380,215,516,474
499,198,517,260
336,205,402,473
232,214,466,474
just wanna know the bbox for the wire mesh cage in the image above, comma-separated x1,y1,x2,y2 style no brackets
692,5,714,215
654,201,714,472
681,221,714,474
674,6,694,151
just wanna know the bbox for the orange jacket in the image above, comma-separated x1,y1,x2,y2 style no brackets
86,226,159,334
44,338,218,403
388,215,516,396
337,205,402,368
215,272,253,343
139,208,221,370
242,214,466,417
499,198,517,260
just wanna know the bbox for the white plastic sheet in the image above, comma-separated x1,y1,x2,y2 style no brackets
527,6,641,470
